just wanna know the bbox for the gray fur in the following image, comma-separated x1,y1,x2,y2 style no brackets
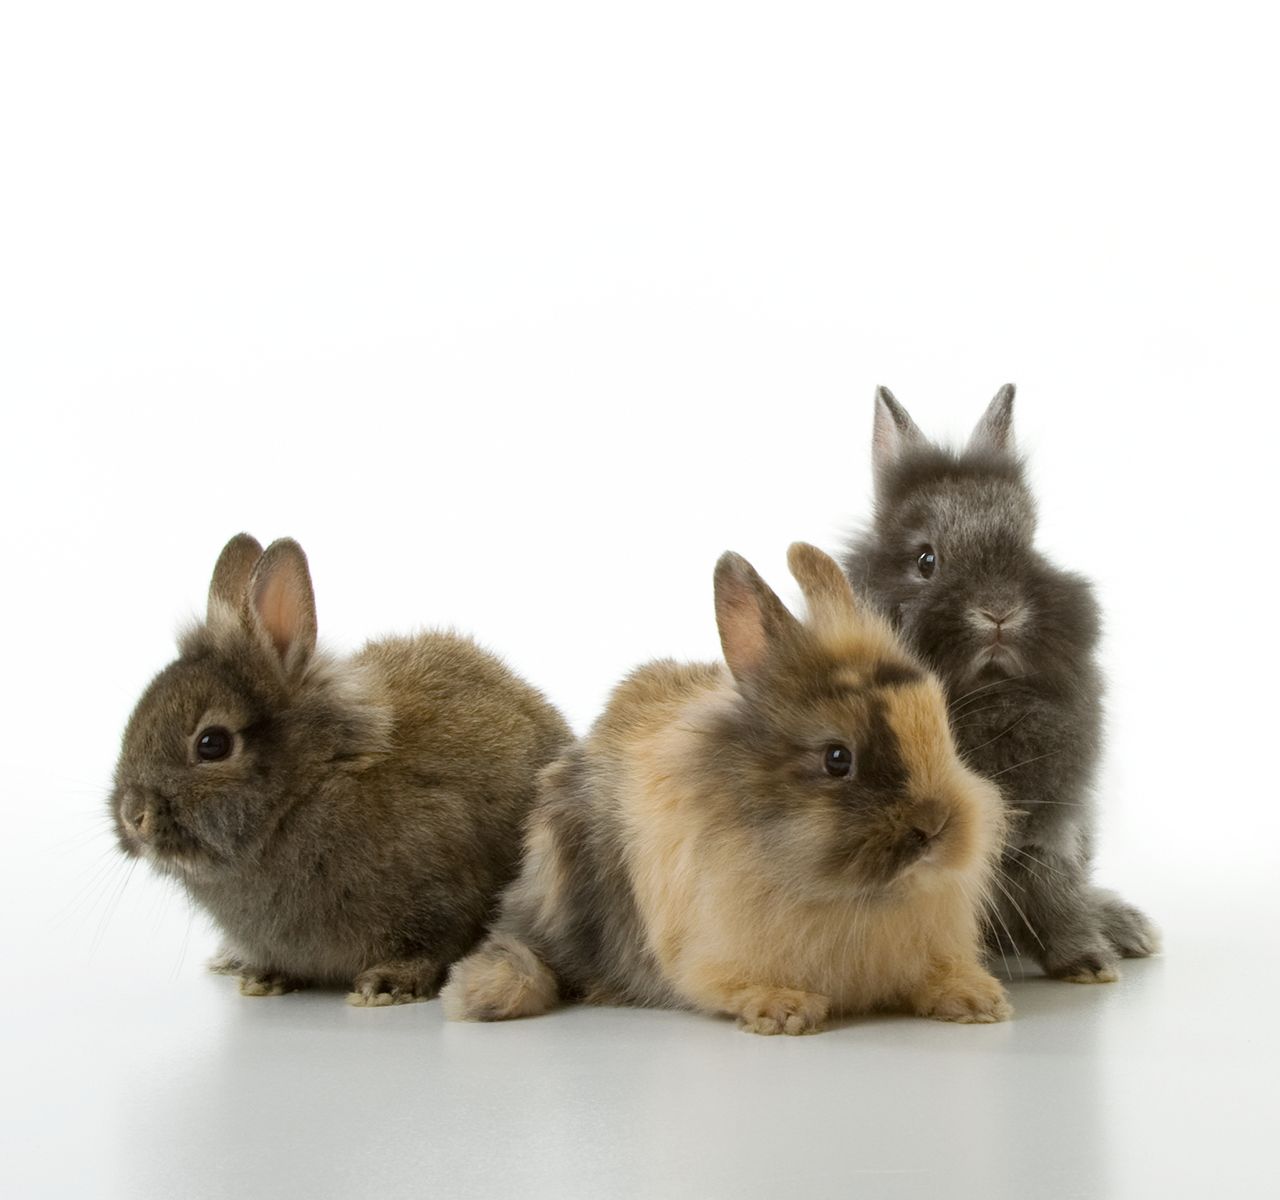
499,737,682,1010
843,385,1159,980
109,533,573,1003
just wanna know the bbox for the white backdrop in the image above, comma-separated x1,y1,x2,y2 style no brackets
2,3,1277,1196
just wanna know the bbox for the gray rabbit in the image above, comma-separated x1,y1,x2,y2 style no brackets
843,386,1158,981
110,533,573,1004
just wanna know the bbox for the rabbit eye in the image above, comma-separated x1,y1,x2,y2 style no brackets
196,727,233,762
823,744,854,778
917,546,937,579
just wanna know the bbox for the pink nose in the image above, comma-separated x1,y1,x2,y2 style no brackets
123,795,152,840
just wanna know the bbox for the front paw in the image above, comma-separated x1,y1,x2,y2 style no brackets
734,987,830,1036
207,947,245,976
238,969,301,997
347,959,439,1007
1044,944,1120,984
1094,890,1161,959
916,968,1012,1024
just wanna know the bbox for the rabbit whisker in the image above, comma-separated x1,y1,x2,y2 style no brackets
978,888,1021,982
990,870,1044,950
986,750,1061,780
57,848,130,926
1006,844,1068,881
951,702,1017,729
90,857,137,956
948,672,1035,713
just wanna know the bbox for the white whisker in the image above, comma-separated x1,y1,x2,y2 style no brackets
987,750,1061,780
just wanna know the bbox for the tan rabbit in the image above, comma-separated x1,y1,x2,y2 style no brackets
443,543,1011,1034
110,533,572,1005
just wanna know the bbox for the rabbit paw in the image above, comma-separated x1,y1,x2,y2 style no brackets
916,966,1012,1023
347,959,439,1007
1094,892,1161,959
207,948,245,976
1044,945,1120,984
238,969,301,997
733,987,830,1036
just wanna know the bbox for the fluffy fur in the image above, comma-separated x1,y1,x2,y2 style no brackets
843,385,1159,981
442,543,1010,1035
110,533,573,1004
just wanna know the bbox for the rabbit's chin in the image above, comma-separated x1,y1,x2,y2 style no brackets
965,642,1027,682
135,841,222,882
824,851,968,906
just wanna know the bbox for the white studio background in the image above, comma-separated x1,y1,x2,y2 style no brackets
2,2,1277,1197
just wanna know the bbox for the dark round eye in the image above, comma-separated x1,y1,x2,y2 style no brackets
823,744,854,778
917,545,937,579
195,727,233,762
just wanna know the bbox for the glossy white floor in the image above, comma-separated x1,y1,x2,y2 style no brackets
6,860,1272,1200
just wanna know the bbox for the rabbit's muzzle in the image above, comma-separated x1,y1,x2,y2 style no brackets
114,784,198,863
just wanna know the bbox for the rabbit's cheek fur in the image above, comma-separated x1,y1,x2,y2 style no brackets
113,774,263,873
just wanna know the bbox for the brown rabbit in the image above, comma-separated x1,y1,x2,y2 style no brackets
110,533,572,1005
443,544,1010,1034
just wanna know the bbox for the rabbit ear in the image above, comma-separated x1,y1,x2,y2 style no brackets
714,552,801,682
872,386,925,489
207,533,263,622
787,542,858,632
968,383,1016,453
248,538,317,669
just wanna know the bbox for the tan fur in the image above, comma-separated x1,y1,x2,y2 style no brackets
444,544,1010,1035
788,541,862,634
441,932,559,1021
621,688,1003,1022
884,680,1005,875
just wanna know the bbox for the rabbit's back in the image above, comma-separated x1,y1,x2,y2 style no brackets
359,631,571,769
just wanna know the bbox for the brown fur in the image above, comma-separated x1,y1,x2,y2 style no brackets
443,544,1010,1034
110,534,573,1005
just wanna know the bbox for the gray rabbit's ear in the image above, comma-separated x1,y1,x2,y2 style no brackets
968,383,1017,453
248,538,317,671
714,552,801,683
872,386,925,487
208,533,264,623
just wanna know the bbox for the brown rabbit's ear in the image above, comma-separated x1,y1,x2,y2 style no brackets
968,383,1016,453
872,385,925,491
786,542,859,632
248,538,317,670
714,552,800,682
207,533,264,622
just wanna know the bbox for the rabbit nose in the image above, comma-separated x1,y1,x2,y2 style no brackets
122,791,152,840
908,805,950,847
979,607,1018,626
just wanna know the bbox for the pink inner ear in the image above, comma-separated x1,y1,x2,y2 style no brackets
731,608,768,669
720,591,770,676
255,571,304,658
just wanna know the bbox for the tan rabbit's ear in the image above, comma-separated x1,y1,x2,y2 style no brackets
872,385,925,492
248,538,317,670
714,552,800,682
207,533,264,623
968,383,1016,453
786,542,858,632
